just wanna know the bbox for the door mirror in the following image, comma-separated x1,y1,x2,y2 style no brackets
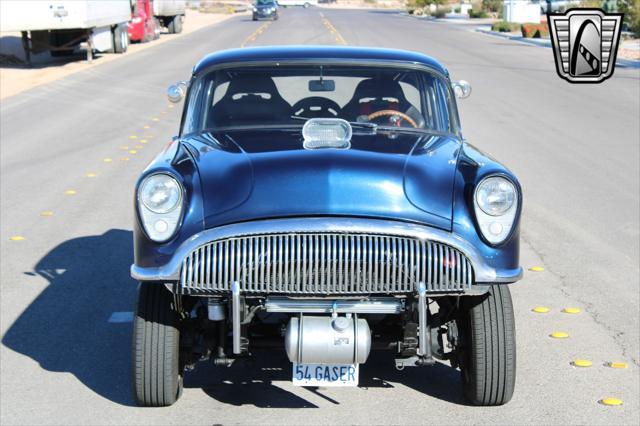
452,80,472,99
167,81,188,103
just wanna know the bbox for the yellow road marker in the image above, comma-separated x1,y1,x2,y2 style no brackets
550,331,569,339
129,150,137,154
129,135,138,139
135,145,143,149
10,236,25,241
40,211,54,217
160,111,167,115
532,306,550,313
571,359,592,367
120,157,130,161
562,307,581,314
599,397,623,406
529,266,545,272
120,145,129,150
143,125,151,129
240,21,272,47
85,172,97,178
103,158,113,163
140,139,148,144
152,117,159,121
606,362,628,369
65,189,77,196
168,104,174,108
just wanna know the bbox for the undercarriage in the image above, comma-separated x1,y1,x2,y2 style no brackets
132,283,516,407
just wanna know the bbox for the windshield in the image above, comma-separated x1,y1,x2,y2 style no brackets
182,64,458,135
255,0,276,5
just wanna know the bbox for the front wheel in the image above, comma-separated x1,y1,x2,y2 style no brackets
132,283,183,407
457,285,516,406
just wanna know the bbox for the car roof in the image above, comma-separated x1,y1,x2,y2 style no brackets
192,46,449,76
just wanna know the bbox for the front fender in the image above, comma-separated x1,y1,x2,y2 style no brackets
133,141,205,268
452,142,522,281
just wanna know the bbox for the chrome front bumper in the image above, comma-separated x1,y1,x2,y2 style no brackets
131,217,522,291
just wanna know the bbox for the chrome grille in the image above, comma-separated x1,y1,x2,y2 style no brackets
179,233,473,294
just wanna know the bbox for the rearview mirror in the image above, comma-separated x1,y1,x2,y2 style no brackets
167,80,188,103
309,79,335,92
452,80,471,99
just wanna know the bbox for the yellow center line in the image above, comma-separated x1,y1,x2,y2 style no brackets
240,21,273,48
322,17,347,46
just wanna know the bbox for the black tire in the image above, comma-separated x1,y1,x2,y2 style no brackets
458,285,516,406
172,16,183,34
113,24,128,54
132,283,183,407
153,18,161,40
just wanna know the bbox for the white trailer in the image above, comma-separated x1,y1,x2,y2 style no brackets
153,0,186,34
0,0,133,64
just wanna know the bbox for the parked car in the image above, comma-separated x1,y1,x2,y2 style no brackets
131,46,523,407
278,0,318,7
252,0,279,21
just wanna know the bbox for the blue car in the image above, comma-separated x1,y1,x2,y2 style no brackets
131,46,522,407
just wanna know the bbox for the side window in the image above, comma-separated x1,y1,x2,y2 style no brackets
181,79,203,135
435,79,454,133
421,75,438,131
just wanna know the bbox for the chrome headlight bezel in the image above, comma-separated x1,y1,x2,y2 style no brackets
137,173,185,243
473,175,520,246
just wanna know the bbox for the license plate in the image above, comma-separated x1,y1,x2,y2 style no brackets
292,363,359,387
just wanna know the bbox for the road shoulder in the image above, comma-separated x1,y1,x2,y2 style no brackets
0,10,238,101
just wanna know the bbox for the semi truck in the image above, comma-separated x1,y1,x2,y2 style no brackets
128,0,186,43
154,0,186,34
0,0,132,64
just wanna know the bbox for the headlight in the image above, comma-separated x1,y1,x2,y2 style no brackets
474,176,518,245
138,174,184,242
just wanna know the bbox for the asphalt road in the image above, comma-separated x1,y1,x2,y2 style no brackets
1,8,639,426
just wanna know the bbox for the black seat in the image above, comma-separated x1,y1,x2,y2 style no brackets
342,77,416,122
211,75,291,126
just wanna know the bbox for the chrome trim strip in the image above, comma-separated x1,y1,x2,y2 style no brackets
131,217,522,284
265,297,404,314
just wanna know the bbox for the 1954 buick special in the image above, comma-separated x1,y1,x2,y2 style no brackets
130,46,522,407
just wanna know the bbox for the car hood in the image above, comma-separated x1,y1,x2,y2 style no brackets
183,130,461,231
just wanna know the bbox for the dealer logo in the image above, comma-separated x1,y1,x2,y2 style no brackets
548,9,623,83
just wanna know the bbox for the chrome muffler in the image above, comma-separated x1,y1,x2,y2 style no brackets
285,314,371,365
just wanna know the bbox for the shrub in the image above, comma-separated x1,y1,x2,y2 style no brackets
432,8,447,18
618,0,640,37
491,20,519,32
482,0,503,13
454,6,461,13
468,9,489,18
521,22,550,38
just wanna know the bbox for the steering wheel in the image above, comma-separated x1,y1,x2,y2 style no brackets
292,97,342,119
367,109,418,128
